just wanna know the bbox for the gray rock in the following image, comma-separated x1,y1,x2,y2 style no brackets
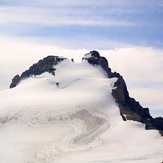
84,50,163,136
10,75,21,89
10,56,67,88
83,50,111,74
9,50,163,136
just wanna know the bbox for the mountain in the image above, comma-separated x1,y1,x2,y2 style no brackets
0,51,163,163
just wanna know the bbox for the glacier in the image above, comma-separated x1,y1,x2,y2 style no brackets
0,56,163,163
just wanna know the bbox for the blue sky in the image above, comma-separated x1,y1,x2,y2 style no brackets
0,0,163,49
0,0,163,116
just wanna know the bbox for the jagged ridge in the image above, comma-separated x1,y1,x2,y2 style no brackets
10,56,66,88
83,51,163,135
10,50,163,136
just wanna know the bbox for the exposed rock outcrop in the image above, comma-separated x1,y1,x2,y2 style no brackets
84,50,112,74
111,73,155,129
84,50,163,136
10,50,163,136
10,56,66,88
10,75,21,89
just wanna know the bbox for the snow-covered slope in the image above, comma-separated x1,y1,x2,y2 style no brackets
0,58,163,163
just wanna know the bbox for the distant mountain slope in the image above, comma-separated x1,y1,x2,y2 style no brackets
0,51,162,163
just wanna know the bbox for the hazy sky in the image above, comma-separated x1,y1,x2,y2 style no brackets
0,0,163,116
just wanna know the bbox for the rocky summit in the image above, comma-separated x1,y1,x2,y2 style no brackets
10,56,66,88
1,50,163,163
10,50,163,136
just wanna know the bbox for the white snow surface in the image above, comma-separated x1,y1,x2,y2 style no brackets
0,59,162,163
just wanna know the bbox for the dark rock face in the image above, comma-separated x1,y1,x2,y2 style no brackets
10,56,66,88
152,117,163,130
85,50,163,136
9,50,163,136
10,75,21,89
111,74,155,129
85,50,100,58
84,50,111,74
150,117,163,136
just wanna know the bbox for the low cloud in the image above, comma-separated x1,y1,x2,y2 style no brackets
101,48,163,84
101,48,163,116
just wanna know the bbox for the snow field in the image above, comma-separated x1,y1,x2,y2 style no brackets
0,59,162,163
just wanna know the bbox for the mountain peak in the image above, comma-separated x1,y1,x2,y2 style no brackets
10,55,67,88
9,51,163,136
1,50,163,162
84,50,100,58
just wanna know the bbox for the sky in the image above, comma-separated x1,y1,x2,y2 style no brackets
0,0,163,117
